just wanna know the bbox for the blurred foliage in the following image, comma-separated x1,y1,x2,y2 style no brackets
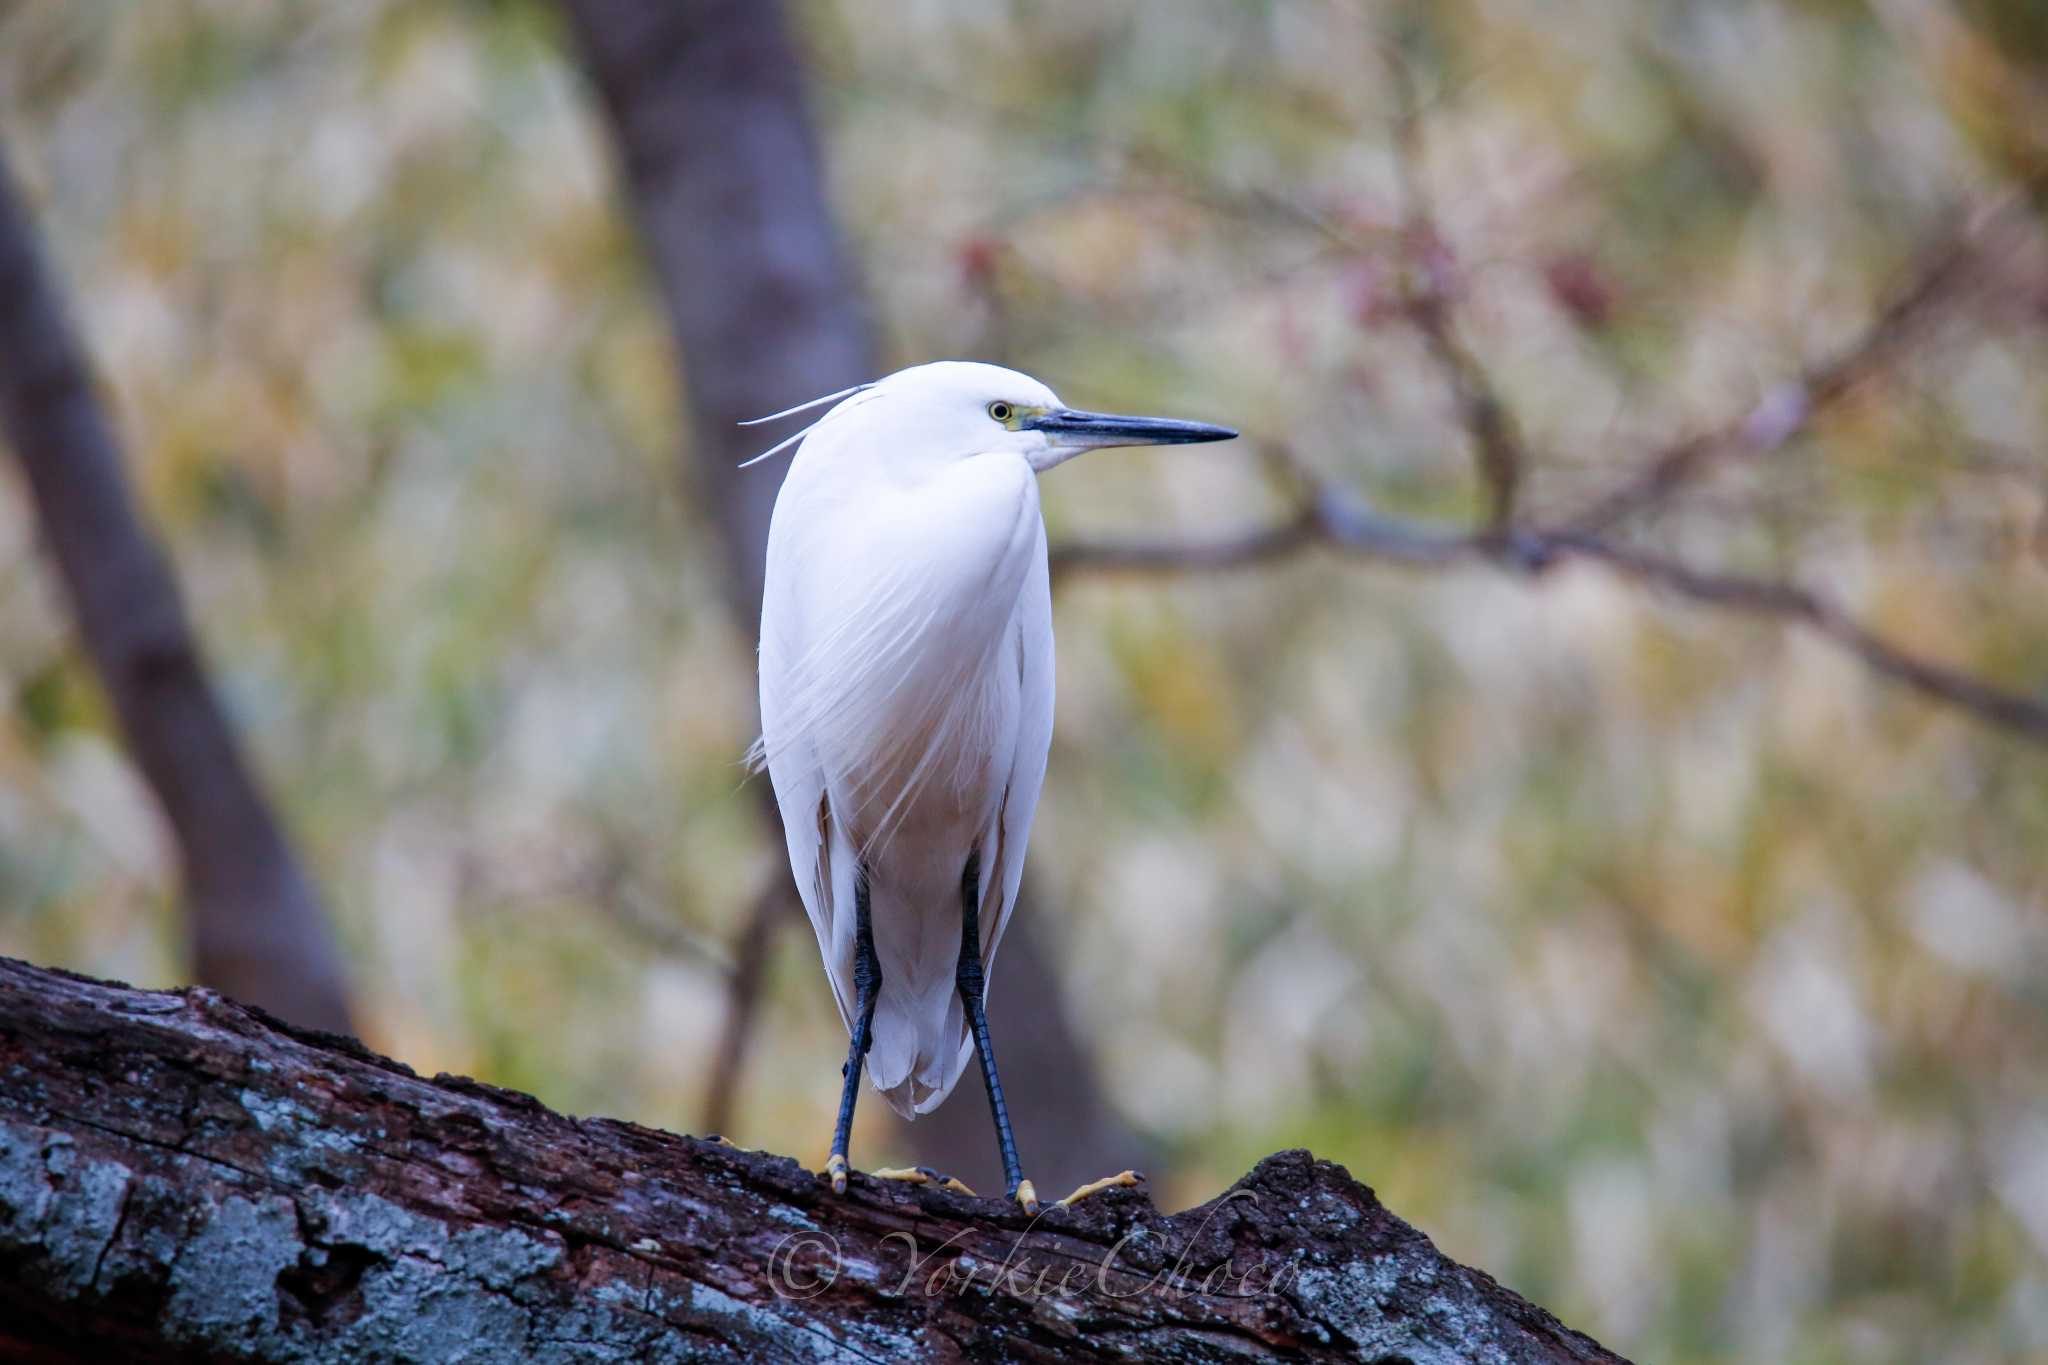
2,1,2047,1360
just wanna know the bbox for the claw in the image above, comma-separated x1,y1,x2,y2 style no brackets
870,1164,924,1183
1056,1170,1144,1208
1013,1178,1040,1216
824,1152,848,1194
871,1165,976,1196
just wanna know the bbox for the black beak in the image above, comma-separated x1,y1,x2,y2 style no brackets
1024,408,1239,448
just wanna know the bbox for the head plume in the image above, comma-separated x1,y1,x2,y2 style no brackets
737,382,876,468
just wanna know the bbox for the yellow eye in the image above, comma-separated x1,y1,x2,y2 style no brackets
988,401,1014,424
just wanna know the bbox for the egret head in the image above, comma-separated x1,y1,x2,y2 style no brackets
744,361,1237,474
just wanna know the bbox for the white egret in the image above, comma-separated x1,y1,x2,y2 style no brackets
749,361,1236,1213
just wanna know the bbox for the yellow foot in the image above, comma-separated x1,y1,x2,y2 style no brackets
1013,1179,1040,1216
824,1152,849,1194
1056,1170,1144,1208
870,1165,976,1196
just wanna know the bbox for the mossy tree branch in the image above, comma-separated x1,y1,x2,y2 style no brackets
0,956,1626,1363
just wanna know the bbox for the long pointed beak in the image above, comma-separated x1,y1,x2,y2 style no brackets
1025,408,1238,451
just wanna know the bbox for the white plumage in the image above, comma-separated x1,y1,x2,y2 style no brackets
755,363,1054,1116
749,360,1233,1199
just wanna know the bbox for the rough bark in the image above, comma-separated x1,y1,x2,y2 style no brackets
0,956,1627,1364
0,147,352,1035
554,0,1151,1193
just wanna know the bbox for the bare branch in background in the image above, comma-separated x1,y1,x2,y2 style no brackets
1054,445,2048,745
1552,535,2048,739
701,877,787,1136
1565,196,2020,534
456,841,739,976
1387,52,1528,533
0,147,353,1033
1046,85,2046,749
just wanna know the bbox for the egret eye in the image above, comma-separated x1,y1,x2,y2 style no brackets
988,401,1014,424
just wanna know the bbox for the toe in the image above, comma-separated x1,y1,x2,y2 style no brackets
869,1165,977,1195
916,1166,977,1196
1056,1170,1144,1207
869,1166,930,1185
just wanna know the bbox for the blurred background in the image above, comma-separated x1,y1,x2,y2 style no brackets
2,1,2047,1360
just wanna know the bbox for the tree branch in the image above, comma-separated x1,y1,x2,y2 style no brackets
0,955,1628,1363
1548,534,2048,739
0,147,352,1033
1050,162,2045,749
1387,57,1528,533
1053,472,2048,745
701,878,789,1136
1563,197,2016,535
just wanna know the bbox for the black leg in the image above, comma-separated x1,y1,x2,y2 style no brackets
957,850,1036,1212
826,866,879,1194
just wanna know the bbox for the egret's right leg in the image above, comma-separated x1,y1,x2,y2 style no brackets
825,867,879,1194
957,850,1039,1215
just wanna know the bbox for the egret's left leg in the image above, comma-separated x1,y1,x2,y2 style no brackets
824,867,879,1194
956,850,1038,1215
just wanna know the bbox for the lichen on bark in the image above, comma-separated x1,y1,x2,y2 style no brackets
0,957,1628,1363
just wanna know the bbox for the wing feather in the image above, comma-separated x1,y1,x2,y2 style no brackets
757,442,1047,1111
978,527,1052,984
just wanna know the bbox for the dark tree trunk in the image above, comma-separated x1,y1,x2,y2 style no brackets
0,956,1629,1363
555,0,870,629
0,148,352,1036
554,0,1151,1194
